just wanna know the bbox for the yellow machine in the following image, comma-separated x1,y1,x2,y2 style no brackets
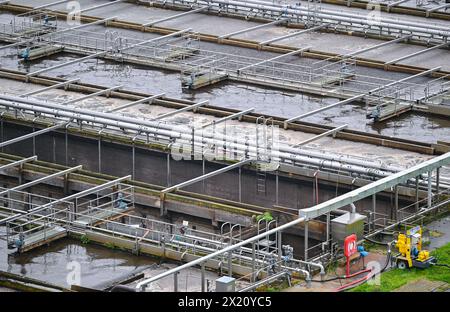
394,226,436,269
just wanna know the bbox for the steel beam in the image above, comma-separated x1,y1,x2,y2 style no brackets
27,51,107,77
0,165,82,197
259,24,329,46
0,175,131,224
285,67,439,126
56,17,118,34
21,79,80,97
161,159,251,193
107,93,165,113
136,152,450,291
218,19,287,39
0,123,68,148
386,43,449,65
122,29,192,51
237,47,310,74
369,67,441,94
293,124,348,147
79,0,123,14
31,0,70,10
426,4,450,16
143,6,210,27
285,95,363,125
387,0,409,9
299,152,450,219
0,17,117,51
152,100,208,120
346,35,412,57
0,156,37,172
62,86,123,105
198,108,254,129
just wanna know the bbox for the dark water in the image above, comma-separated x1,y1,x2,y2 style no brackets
0,8,449,143
0,230,157,289
0,48,448,143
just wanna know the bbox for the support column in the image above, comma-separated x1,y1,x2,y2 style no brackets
428,170,432,208
201,262,206,292
63,173,69,196
277,231,282,268
415,176,419,211
372,193,376,230
251,242,256,283
228,250,232,277
238,167,242,202
275,171,279,205
32,125,36,156
98,137,102,173
0,118,3,152
52,136,56,163
394,186,399,221
166,153,171,187
65,128,69,166
202,156,205,193
132,144,136,180
436,168,440,197
326,212,330,244
304,220,309,261
174,272,178,292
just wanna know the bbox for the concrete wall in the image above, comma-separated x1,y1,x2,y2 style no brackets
1,121,400,217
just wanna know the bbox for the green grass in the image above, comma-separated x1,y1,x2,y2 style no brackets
351,242,450,292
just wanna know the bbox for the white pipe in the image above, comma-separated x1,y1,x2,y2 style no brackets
0,96,400,178
158,0,450,37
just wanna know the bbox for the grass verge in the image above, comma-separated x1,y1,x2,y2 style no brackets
351,242,450,292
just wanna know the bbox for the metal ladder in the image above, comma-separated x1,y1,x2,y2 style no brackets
255,117,274,195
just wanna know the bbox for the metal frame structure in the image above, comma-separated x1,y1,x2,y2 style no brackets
293,124,348,147
259,24,330,46
0,94,433,182
143,6,211,27
79,0,124,14
0,156,37,171
218,19,288,40
152,100,209,120
0,122,68,148
26,51,107,77
141,0,450,45
21,79,80,97
1,14,447,115
385,43,450,65
198,108,255,129
107,93,166,113
161,159,251,194
135,151,450,291
237,47,310,73
61,86,123,105
0,175,131,225
0,165,81,198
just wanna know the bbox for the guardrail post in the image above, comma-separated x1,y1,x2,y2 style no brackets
415,176,419,211
174,272,178,292
201,262,206,292
304,220,309,261
428,170,432,208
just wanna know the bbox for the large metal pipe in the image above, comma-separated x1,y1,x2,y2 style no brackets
154,0,450,37
234,0,450,33
0,95,401,178
0,94,403,175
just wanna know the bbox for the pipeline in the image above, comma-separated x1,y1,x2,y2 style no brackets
2,95,449,194
145,0,450,38
0,94,405,178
